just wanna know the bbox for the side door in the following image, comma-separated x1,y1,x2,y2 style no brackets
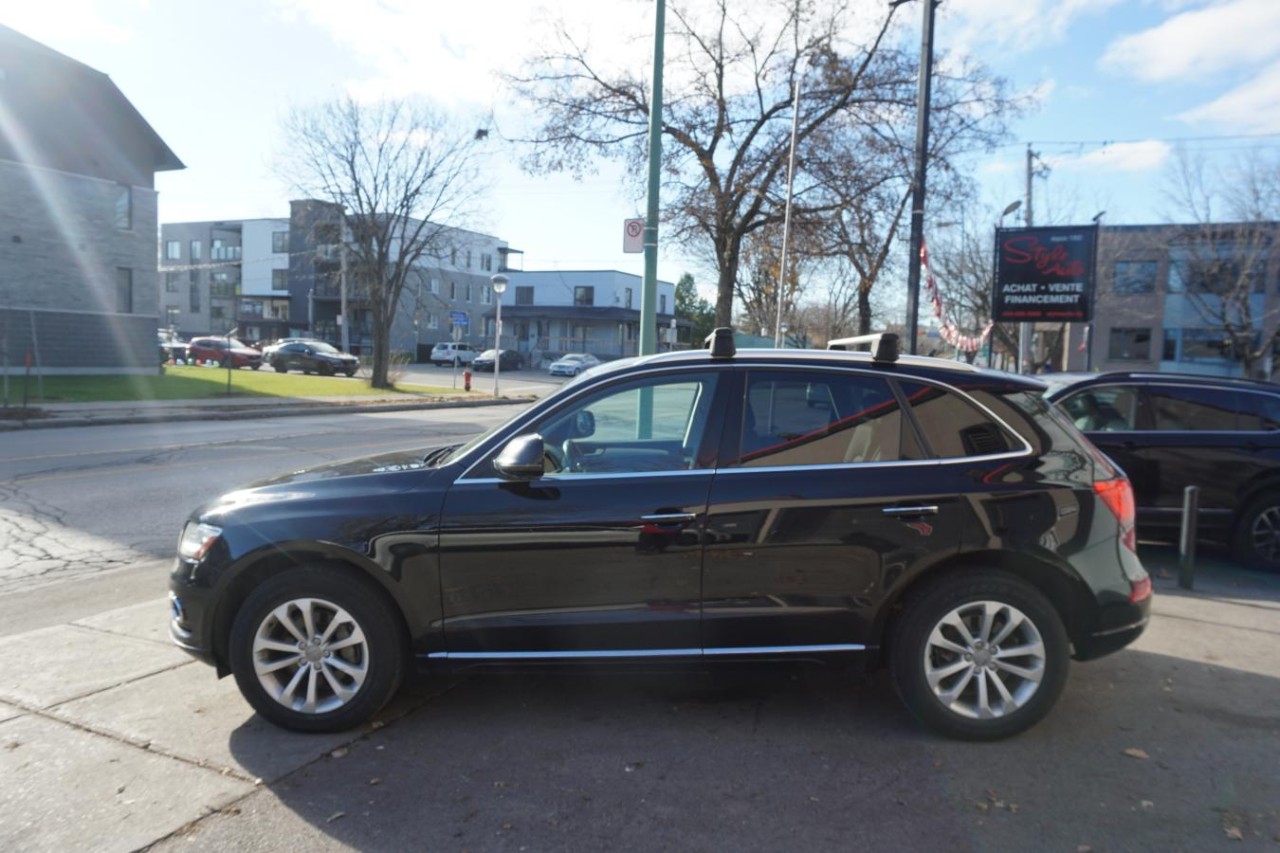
1055,383,1158,511
436,368,729,657
701,368,974,654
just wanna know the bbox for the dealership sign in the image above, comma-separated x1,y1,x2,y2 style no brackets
992,225,1097,322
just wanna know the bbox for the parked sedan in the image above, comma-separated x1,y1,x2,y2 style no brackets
269,340,359,376
186,337,263,369
169,331,1150,740
471,349,522,372
547,352,601,376
1045,370,1280,569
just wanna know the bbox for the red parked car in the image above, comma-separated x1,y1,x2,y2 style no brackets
187,337,263,369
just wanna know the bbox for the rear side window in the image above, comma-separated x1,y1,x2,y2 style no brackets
730,370,922,467
1146,386,1239,431
898,381,1014,458
1057,385,1142,431
1241,392,1280,431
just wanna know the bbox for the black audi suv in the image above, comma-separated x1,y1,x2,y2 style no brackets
169,332,1150,740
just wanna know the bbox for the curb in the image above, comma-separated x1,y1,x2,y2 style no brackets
0,396,536,432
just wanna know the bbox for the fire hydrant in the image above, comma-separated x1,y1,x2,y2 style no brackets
463,369,472,392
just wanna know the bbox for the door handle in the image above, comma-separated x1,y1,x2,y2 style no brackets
882,506,939,517
641,512,697,524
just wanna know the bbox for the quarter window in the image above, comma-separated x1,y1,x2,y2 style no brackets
1147,387,1239,431
899,382,1013,458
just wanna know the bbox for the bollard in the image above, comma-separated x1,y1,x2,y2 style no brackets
1179,485,1199,590
463,369,472,392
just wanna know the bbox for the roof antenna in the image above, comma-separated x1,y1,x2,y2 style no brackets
706,327,736,358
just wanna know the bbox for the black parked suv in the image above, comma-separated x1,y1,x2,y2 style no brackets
1045,371,1280,570
169,332,1150,740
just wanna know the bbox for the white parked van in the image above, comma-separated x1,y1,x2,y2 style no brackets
429,342,477,366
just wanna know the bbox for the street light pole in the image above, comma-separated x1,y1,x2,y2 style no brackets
898,0,939,355
491,274,508,398
774,73,803,349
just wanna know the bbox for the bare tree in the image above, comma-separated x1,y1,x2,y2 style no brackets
281,96,485,388
1162,148,1280,378
507,0,1019,327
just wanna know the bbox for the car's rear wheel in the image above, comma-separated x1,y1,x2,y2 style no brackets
889,571,1069,740
273,362,287,373
1233,492,1280,571
229,566,404,733
320,363,335,377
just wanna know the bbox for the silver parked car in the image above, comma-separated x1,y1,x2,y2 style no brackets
547,352,601,376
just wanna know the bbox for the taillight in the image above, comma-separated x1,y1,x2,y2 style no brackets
1094,477,1136,552
1128,575,1152,603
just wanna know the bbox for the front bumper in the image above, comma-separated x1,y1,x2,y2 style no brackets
168,567,220,670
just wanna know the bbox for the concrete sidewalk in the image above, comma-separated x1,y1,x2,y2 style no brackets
0,391,532,431
1,548,1277,851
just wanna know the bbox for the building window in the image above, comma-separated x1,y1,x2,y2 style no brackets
516,286,534,306
481,253,492,271
190,282,201,312
466,249,472,268
482,285,492,305
211,239,241,261
210,306,227,325
465,283,472,301
660,294,667,314
116,268,133,313
115,185,131,229
450,247,458,265
165,241,182,260
430,277,440,294
165,306,180,327
189,267,199,284
1107,327,1151,361
165,272,180,292
575,286,594,307
272,269,288,291
427,312,439,329
1113,261,1157,294
1168,243,1264,294
272,231,289,253
1163,327,1250,364
211,271,236,297
449,281,457,299
625,288,633,309
190,240,202,260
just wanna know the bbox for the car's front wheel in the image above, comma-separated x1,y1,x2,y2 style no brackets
228,566,405,733
273,361,287,373
889,571,1069,740
1233,491,1280,571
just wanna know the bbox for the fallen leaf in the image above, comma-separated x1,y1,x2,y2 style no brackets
1077,846,1093,853
369,778,382,786
370,720,385,730
327,811,345,824
1141,800,1154,810
331,748,349,759
975,803,990,813
1008,803,1020,814
932,759,943,769
1123,748,1149,760
1225,827,1244,841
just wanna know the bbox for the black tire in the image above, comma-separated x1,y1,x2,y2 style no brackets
1233,491,1280,571
273,362,287,374
889,571,1069,741
251,363,261,371
344,368,357,377
228,566,405,733
320,363,335,377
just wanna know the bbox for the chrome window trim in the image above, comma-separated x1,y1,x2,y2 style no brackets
425,643,866,661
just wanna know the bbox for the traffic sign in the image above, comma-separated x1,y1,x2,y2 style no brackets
623,218,644,253
449,310,469,328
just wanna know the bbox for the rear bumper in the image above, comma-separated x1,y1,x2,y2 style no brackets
1073,594,1151,661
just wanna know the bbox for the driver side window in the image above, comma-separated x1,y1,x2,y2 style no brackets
534,372,720,475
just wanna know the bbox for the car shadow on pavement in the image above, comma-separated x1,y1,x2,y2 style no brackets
205,649,1280,853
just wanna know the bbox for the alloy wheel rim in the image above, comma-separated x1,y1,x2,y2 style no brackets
1250,506,1280,561
252,597,369,715
923,600,1046,720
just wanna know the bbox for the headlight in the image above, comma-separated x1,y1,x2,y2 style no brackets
178,522,222,561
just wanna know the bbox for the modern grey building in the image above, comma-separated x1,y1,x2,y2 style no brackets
159,218,292,343
0,24,183,375
1063,222,1280,378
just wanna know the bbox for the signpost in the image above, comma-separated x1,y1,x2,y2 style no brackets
449,311,468,387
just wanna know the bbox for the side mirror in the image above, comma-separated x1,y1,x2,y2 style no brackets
494,434,546,480
573,410,596,438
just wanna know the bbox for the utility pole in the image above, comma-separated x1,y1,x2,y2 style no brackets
639,0,665,358
1019,145,1044,374
900,0,938,355
339,225,350,354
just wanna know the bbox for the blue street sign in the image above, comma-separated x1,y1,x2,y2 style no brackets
449,310,469,328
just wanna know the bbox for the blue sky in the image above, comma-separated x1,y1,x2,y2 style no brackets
7,0,1280,296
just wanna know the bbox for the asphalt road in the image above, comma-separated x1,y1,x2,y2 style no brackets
1,407,1279,851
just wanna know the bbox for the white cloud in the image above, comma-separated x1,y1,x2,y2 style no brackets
3,0,141,45
1100,0,1280,82
942,0,1122,55
1047,140,1173,173
269,0,653,109
1177,58,1280,132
